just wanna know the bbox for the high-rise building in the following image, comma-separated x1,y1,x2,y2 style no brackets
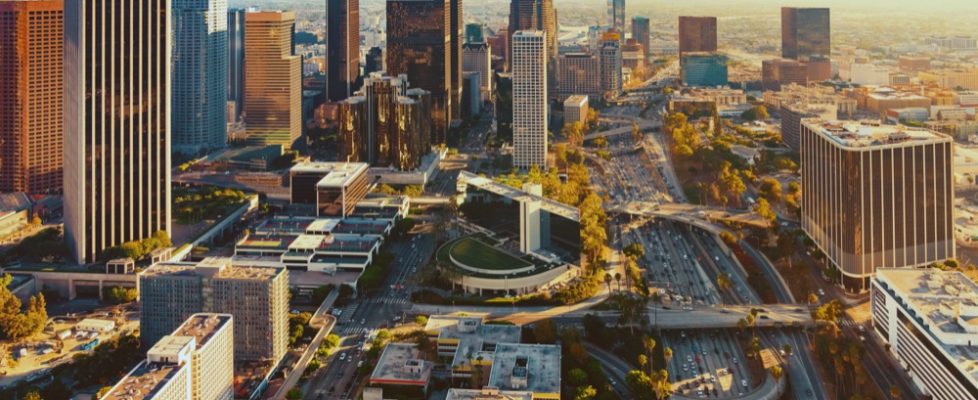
387,0,451,144
243,11,301,149
227,8,246,122
140,258,290,362
762,58,808,91
600,33,623,98
800,121,954,292
64,0,172,264
631,16,650,61
364,46,384,76
511,31,547,169
449,0,462,123
463,42,492,101
338,74,431,170
557,52,601,100
608,0,625,35
677,16,717,59
508,0,557,79
103,314,234,400
680,52,728,87
465,23,484,44
326,0,359,102
172,0,228,156
621,38,643,70
781,7,830,62
0,0,63,194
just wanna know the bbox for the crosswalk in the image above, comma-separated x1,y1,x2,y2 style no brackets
363,296,410,306
338,326,370,335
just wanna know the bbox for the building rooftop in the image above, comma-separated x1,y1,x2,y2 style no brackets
142,258,282,281
458,171,579,222
445,388,533,400
428,315,522,371
487,343,561,395
564,95,588,106
102,360,185,400
875,268,978,384
369,343,432,386
173,314,232,350
290,161,369,188
805,120,950,148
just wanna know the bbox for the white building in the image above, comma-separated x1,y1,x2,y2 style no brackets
511,30,548,169
563,95,589,127
842,62,891,86
462,42,492,102
871,269,978,400
103,314,234,400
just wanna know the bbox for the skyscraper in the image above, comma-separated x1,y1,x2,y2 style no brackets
140,258,290,362
0,0,63,194
449,0,463,123
557,52,601,100
631,16,650,61
608,0,625,35
800,121,954,292
172,0,228,155
64,0,172,264
327,0,359,102
781,7,830,61
680,52,728,87
463,42,492,101
364,46,384,76
508,0,557,76
465,23,484,44
600,33,623,98
227,8,246,122
678,16,717,59
243,11,301,149
387,0,451,144
511,30,547,169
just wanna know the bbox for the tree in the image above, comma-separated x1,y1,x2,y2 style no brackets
770,365,784,380
568,368,589,386
625,370,656,400
718,161,747,207
614,272,622,292
532,320,557,344
575,385,598,400
623,243,645,260
415,315,429,326
563,122,585,148
741,105,770,121
0,275,47,341
663,347,673,365
23,391,42,400
631,122,642,143
758,177,783,204
604,273,613,293
285,389,303,400
754,198,777,223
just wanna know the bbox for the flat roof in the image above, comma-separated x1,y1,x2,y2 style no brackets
431,316,522,370
369,343,432,386
174,314,232,350
290,161,369,188
306,218,341,233
103,360,185,400
446,388,533,400
142,260,283,281
487,343,561,395
564,95,588,106
458,171,579,222
804,120,950,148
875,268,978,384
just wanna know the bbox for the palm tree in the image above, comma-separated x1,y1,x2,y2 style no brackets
614,272,622,292
663,347,673,367
605,274,613,293
644,336,657,373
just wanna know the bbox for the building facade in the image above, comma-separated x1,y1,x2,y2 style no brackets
762,58,808,91
564,95,588,127
599,33,622,98
680,52,728,87
508,0,557,83
557,53,601,100
172,0,228,155
607,0,624,35
0,0,63,194
387,0,451,144
140,258,289,362
781,7,830,61
462,42,492,102
631,16,650,61
871,269,978,400
326,0,359,102
243,11,301,149
64,0,172,264
227,8,245,122
511,31,548,169
678,16,717,58
801,121,954,292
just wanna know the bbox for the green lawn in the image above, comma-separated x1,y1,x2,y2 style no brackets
449,237,531,271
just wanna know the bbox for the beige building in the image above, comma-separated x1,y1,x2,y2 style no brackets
511,30,548,169
563,95,589,127
920,68,978,91
801,121,954,292
557,52,601,100
243,11,301,149
139,258,289,362
104,313,234,400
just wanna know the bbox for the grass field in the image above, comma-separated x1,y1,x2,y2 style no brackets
449,237,531,271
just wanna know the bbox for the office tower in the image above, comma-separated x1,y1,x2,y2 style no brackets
227,8,245,122
621,38,643,70
488,28,508,68
800,121,954,292
64,0,172,264
680,52,728,87
564,95,588,127
779,102,835,151
871,269,978,400
172,0,228,155
463,42,492,101
140,258,290,362
495,73,513,140
338,74,431,170
511,31,547,169
462,71,481,117
387,0,450,144
608,0,624,35
557,53,601,99
762,58,808,91
449,0,462,123
327,0,359,102
677,16,717,59
0,0,63,194
465,23,484,44
243,11,301,149
600,33,622,98
781,7,830,61
632,16,650,61
364,46,384,76
508,0,557,75
103,314,234,400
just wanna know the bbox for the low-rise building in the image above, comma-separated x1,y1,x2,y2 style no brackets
871,269,978,399
425,315,522,380
563,95,589,127
446,388,533,400
233,215,384,273
76,318,115,333
289,162,371,218
487,343,561,399
368,343,433,397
